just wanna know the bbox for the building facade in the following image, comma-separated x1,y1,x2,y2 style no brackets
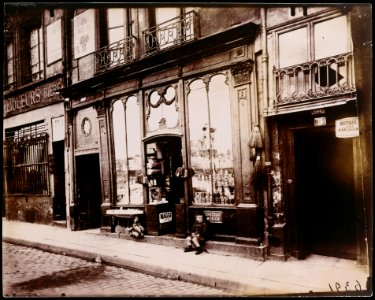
3,4,372,267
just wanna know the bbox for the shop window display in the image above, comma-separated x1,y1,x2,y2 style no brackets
187,74,235,205
112,96,143,206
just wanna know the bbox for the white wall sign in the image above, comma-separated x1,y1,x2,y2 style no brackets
47,19,62,64
52,116,65,141
335,117,359,138
74,9,96,59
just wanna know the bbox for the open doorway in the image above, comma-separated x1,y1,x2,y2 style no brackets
53,141,66,220
75,154,102,229
294,127,357,259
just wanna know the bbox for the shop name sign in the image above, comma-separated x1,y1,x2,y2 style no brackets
4,78,63,117
159,211,172,224
204,210,223,223
335,117,359,138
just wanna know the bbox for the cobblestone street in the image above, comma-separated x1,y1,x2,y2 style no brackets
2,242,229,297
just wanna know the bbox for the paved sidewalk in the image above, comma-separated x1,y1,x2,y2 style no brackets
2,219,371,297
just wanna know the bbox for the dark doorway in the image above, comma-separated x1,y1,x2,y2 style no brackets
53,141,66,220
294,127,357,260
75,154,102,229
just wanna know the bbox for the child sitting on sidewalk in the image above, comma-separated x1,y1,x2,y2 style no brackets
184,213,207,255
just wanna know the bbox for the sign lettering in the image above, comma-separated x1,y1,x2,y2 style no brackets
335,117,359,138
159,211,172,224
3,78,63,117
204,210,223,223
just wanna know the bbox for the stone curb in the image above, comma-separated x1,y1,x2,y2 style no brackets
3,236,264,295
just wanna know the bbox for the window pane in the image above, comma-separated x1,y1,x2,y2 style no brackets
108,8,125,28
208,75,235,205
109,27,125,44
7,43,13,58
112,100,129,205
279,27,308,68
314,16,348,60
126,96,143,205
188,79,212,205
30,29,39,46
147,88,179,132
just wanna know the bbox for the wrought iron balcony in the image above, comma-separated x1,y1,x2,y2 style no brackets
273,52,356,108
143,11,199,55
95,37,135,73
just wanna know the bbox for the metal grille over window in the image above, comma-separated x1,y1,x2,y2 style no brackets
3,122,49,195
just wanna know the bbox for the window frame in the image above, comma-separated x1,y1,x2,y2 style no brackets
29,26,45,82
275,12,352,69
110,95,144,207
3,122,50,195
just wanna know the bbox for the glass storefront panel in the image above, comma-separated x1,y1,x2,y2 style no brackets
112,96,143,206
188,74,235,206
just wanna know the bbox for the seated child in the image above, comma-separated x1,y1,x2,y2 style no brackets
184,213,207,255
128,216,144,238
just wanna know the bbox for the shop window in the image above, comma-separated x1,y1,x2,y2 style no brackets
3,122,49,195
146,86,179,132
5,40,15,90
187,74,235,206
30,27,44,81
112,96,143,206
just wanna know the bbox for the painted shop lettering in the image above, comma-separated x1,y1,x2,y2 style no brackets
4,82,62,116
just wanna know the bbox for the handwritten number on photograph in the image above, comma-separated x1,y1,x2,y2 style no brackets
329,280,361,292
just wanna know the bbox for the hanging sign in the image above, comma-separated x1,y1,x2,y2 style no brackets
335,117,359,138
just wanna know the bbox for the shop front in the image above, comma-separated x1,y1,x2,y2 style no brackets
3,75,66,225
267,100,368,263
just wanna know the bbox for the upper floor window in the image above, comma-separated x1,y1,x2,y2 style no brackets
143,7,198,54
278,15,351,68
30,27,44,81
107,8,131,44
95,8,135,72
5,40,15,89
274,14,355,108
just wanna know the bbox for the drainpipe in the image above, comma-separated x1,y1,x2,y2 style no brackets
260,7,273,247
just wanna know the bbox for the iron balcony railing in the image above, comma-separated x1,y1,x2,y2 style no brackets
273,52,356,108
95,37,135,73
143,11,199,55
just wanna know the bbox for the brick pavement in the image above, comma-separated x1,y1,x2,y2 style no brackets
3,242,229,297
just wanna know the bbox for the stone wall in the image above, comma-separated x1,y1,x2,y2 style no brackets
5,195,53,225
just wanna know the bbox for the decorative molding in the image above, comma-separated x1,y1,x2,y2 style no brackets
230,59,254,86
94,101,106,117
81,117,92,137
